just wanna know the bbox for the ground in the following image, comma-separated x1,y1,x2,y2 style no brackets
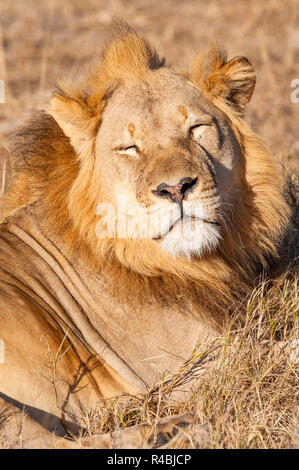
0,0,298,449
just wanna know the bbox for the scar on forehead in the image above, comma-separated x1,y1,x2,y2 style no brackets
177,105,188,121
128,123,135,137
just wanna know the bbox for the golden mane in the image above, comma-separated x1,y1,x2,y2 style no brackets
4,26,291,327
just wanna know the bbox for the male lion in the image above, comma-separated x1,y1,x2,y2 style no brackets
0,25,291,447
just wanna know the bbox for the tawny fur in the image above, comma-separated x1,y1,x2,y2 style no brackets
3,25,291,327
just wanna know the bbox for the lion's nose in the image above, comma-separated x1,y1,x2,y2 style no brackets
152,177,198,204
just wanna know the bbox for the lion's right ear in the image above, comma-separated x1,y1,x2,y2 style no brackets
47,89,100,155
190,47,256,114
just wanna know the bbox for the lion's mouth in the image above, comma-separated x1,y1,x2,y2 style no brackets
153,215,219,240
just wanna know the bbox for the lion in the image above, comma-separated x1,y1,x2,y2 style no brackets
0,24,291,447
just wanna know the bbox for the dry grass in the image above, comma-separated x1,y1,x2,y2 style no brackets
74,273,298,449
0,0,298,449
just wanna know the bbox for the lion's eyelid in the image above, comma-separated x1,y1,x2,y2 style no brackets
115,145,139,157
190,123,209,140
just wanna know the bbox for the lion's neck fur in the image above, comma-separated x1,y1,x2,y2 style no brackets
4,109,290,326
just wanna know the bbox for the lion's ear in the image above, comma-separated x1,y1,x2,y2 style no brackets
47,89,99,154
191,48,256,113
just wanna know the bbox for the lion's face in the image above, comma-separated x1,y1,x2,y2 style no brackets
95,69,243,258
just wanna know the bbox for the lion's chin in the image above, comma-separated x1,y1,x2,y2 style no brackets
158,218,221,259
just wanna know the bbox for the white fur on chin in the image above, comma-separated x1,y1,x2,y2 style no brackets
159,217,221,259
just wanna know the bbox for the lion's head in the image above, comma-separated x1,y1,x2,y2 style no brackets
6,24,291,305
85,65,243,260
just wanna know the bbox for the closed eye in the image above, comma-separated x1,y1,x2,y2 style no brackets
189,124,210,142
115,145,139,158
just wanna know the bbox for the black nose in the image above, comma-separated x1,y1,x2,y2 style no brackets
152,177,198,204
